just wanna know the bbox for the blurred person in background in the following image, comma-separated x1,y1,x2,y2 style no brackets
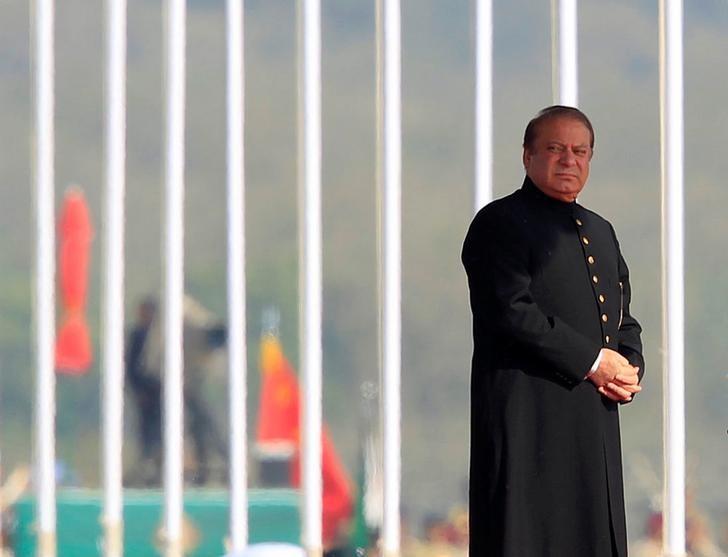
125,297,162,485
126,295,228,485
687,512,727,557
631,512,662,557
632,510,727,557
0,465,30,556
141,295,228,485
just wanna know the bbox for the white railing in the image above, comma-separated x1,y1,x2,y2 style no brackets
33,0,57,555
101,0,127,555
297,0,324,556
659,0,686,555
551,0,578,106
225,0,249,552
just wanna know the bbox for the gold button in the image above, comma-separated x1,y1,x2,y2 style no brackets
602,314,608,322
599,294,605,303
605,335,610,343
576,218,583,226
592,275,599,284
582,236,589,245
588,255,595,264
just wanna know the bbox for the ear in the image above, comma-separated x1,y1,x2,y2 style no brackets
522,147,531,170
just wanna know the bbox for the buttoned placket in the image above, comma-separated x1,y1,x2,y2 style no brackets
574,213,611,347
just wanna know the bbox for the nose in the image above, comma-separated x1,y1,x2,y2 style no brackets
559,149,577,166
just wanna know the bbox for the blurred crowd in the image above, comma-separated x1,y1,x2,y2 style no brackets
355,500,728,557
631,509,727,557
1,460,728,556
401,507,469,557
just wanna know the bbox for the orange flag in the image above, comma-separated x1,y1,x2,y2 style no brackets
257,334,353,547
55,187,93,374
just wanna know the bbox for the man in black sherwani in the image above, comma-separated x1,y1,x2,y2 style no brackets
462,105,645,557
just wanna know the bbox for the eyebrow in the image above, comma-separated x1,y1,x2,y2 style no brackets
547,141,590,148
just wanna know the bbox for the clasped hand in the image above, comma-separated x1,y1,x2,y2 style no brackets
587,348,641,402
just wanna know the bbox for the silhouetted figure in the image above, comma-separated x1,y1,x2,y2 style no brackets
140,295,228,485
125,297,162,485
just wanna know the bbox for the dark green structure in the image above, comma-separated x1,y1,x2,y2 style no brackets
12,488,301,556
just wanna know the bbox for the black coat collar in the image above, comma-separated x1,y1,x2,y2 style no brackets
521,176,577,216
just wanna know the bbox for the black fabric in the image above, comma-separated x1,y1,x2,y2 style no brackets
462,177,644,557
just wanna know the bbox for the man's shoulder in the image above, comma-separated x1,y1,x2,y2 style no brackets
463,190,527,263
471,189,526,227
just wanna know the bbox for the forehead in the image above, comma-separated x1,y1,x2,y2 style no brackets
534,117,591,144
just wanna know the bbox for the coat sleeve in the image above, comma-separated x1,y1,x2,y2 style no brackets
463,208,602,386
611,227,645,383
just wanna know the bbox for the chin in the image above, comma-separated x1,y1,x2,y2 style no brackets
555,189,580,201
556,184,582,196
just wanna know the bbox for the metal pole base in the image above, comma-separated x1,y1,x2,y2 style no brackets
103,522,123,557
164,539,182,557
305,546,323,557
37,531,56,557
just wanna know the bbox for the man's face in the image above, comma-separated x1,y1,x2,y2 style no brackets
522,117,592,202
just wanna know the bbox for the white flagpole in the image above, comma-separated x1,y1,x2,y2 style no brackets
297,0,323,555
474,0,493,212
226,0,249,550
550,0,578,106
162,0,186,555
376,0,402,555
659,0,686,555
33,0,57,555
101,0,127,556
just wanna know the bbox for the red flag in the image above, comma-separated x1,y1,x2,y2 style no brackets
55,187,93,374
256,334,354,547
257,334,300,444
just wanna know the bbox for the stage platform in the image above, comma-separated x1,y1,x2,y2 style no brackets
12,488,300,556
